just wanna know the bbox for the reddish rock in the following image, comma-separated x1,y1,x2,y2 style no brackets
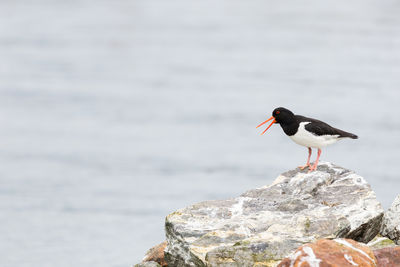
373,246,400,267
278,238,377,267
142,241,167,266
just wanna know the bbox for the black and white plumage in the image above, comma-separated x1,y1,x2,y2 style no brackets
257,107,358,172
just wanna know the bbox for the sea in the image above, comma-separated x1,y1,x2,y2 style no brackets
1,0,400,266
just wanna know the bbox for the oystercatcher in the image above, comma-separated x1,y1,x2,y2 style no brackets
257,107,358,172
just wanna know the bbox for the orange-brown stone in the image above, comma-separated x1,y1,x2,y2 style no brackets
143,241,167,266
373,246,400,267
278,238,377,267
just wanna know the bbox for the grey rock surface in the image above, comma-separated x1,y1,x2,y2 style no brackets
165,162,384,267
381,194,400,244
134,261,161,267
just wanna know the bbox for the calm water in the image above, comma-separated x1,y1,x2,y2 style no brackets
1,0,400,266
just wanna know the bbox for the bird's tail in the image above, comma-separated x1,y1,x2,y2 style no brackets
347,133,358,139
336,128,358,139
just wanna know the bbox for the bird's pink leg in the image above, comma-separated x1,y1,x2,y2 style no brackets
298,147,312,170
308,148,321,172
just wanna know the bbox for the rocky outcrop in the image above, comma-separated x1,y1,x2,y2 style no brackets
381,195,400,245
134,262,161,267
134,241,167,267
142,241,167,266
373,246,400,267
278,238,400,267
278,238,377,267
165,162,384,266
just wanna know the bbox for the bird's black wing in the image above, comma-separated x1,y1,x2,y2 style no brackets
296,115,358,139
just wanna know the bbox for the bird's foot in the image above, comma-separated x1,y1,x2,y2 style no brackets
307,164,318,173
298,163,311,170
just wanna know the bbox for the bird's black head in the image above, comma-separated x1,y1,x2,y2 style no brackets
257,107,296,135
272,107,295,125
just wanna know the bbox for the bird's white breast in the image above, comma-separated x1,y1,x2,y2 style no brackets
289,122,341,148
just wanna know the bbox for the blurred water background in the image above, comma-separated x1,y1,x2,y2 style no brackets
1,0,400,266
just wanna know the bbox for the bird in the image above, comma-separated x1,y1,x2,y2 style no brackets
257,107,358,172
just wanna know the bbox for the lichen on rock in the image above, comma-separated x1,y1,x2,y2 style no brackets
367,235,396,250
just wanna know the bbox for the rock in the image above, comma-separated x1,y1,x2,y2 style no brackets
134,262,162,267
373,246,400,267
381,194,400,245
165,162,384,266
277,238,377,267
367,235,396,250
142,241,167,267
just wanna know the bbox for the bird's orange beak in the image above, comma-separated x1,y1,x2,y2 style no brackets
256,116,276,135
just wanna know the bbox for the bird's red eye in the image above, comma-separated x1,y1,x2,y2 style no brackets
276,111,280,114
